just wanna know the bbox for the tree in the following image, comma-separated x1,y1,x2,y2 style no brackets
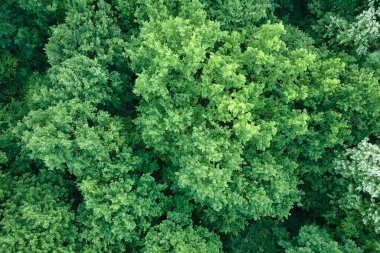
282,225,362,253
0,171,79,252
324,0,380,55
15,1,168,251
1,0,380,252
143,220,222,253
334,138,380,233
130,14,305,233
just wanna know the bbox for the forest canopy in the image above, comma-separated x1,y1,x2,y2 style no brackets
0,0,379,252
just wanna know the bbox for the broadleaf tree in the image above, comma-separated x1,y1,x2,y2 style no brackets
0,0,380,252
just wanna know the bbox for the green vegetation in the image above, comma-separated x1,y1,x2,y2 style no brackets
1,0,379,252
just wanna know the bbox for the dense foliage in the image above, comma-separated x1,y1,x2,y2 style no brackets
1,0,379,252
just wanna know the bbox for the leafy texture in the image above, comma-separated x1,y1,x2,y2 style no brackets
0,171,78,252
1,0,380,252
335,139,380,233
